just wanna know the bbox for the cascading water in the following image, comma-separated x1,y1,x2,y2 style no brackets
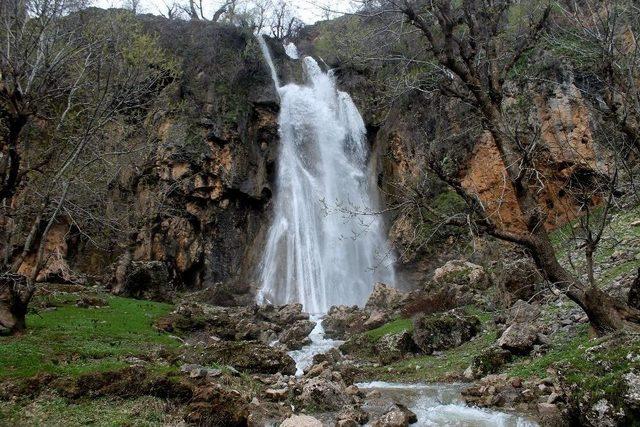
257,37,395,314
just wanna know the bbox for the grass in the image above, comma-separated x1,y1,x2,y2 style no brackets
365,318,414,341
549,204,640,287
0,293,178,379
0,395,176,426
507,325,591,379
357,306,497,382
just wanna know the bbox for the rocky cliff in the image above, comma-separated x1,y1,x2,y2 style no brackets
9,12,612,295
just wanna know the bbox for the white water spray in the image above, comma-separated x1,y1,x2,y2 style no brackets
256,37,395,314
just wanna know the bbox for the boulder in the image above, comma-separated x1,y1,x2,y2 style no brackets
279,319,316,350
433,260,490,290
496,258,542,307
257,303,309,327
498,323,538,355
508,300,541,324
465,346,513,379
375,331,417,365
337,406,369,425
112,260,173,302
322,305,368,339
280,415,322,427
371,404,417,427
185,383,249,425
298,376,352,411
364,310,389,330
365,283,406,313
199,340,296,375
412,310,481,354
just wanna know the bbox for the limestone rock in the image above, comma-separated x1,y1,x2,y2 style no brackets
498,323,538,355
466,346,513,379
371,404,417,427
322,305,368,339
199,340,295,375
375,331,417,365
298,376,352,411
496,258,542,307
280,414,322,427
412,310,481,354
432,260,490,290
279,319,316,350
365,282,406,313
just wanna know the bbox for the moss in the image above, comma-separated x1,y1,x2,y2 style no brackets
365,318,414,342
356,308,497,383
0,293,177,379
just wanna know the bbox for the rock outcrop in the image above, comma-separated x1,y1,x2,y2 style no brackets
412,309,481,355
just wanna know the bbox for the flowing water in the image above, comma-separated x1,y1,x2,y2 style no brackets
256,36,395,314
357,382,538,426
287,315,342,376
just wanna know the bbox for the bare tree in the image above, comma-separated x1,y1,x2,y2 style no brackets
0,6,177,334
556,0,640,154
347,0,640,334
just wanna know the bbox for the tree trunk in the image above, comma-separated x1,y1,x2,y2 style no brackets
0,114,28,204
485,107,640,335
0,273,33,335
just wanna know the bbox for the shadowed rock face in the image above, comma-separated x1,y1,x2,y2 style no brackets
12,17,285,291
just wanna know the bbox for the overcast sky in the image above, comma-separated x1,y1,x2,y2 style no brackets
91,0,355,24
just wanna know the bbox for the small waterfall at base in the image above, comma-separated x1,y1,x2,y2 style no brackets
256,36,396,314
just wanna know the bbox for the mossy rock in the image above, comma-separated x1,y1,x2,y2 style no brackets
412,310,481,355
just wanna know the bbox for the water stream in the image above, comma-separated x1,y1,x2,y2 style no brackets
357,382,538,426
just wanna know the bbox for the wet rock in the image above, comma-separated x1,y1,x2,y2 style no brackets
298,376,352,411
198,340,295,375
280,414,322,427
374,331,417,365
279,319,316,350
258,303,309,326
371,404,417,427
498,323,538,355
312,348,342,366
412,309,481,355
337,406,369,425
323,305,368,339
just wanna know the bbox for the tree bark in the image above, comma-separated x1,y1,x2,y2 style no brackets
0,273,33,335
0,114,28,204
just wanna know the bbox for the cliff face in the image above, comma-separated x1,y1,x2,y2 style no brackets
10,13,611,294
118,20,283,289
19,16,285,289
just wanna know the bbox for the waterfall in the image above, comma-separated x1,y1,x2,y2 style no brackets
257,37,395,314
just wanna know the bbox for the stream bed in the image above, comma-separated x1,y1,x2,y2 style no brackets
356,381,538,426
287,317,538,426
